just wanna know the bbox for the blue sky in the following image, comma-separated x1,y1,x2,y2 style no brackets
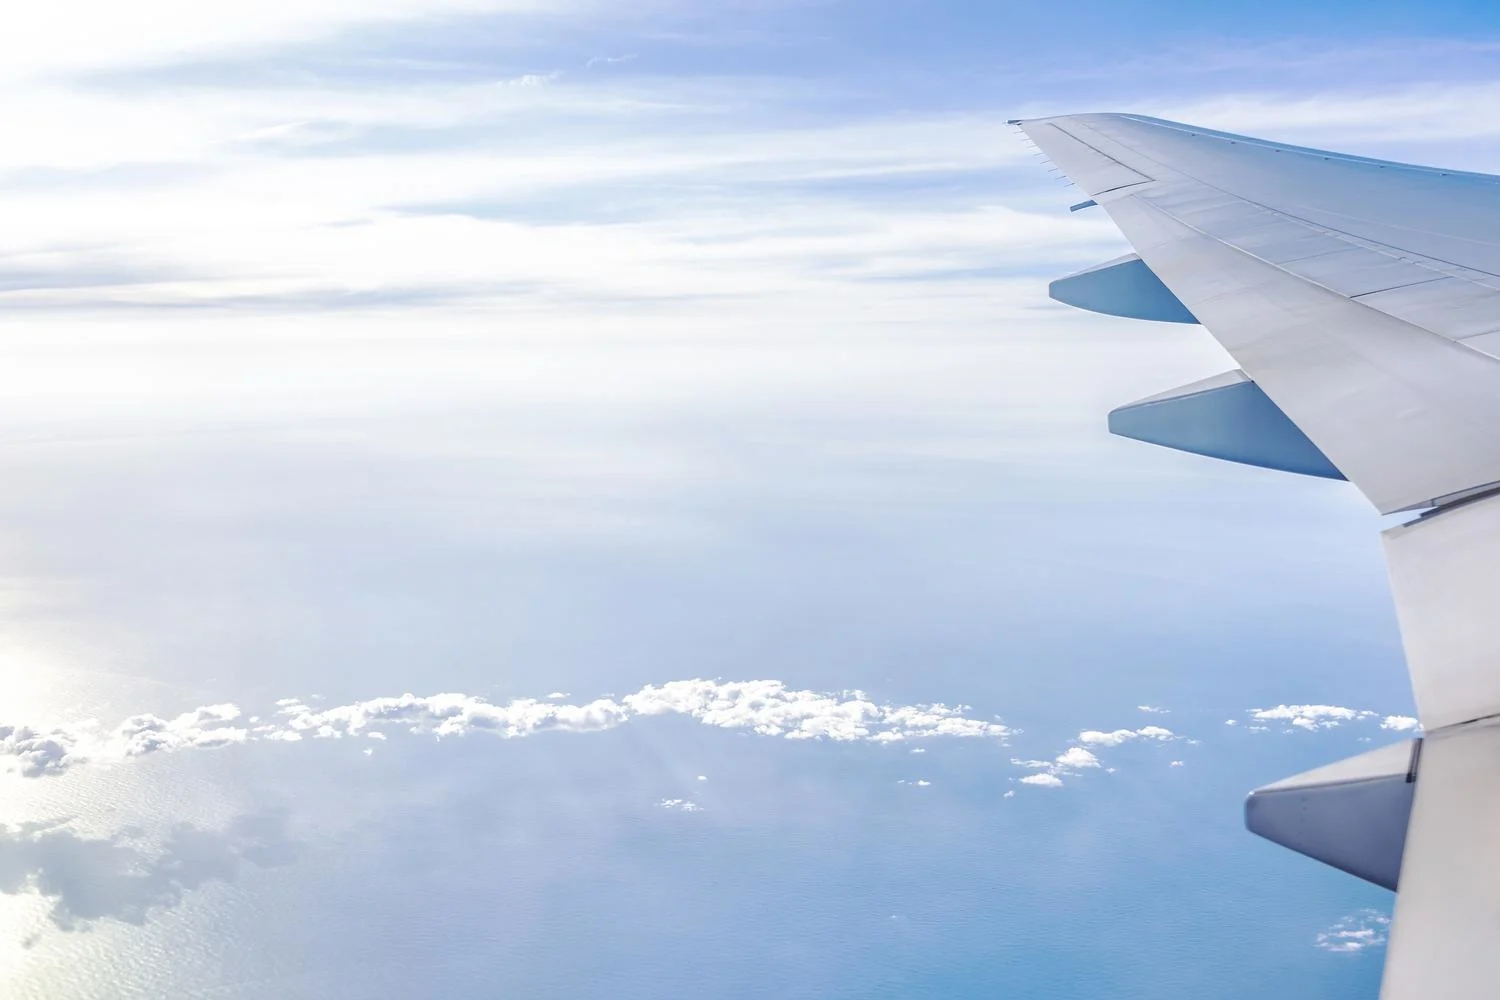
0,1,1484,996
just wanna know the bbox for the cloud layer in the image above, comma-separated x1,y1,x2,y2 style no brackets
2,681,1201,792
2,679,1015,778
5,682,1426,792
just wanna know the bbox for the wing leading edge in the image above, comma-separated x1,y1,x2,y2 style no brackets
1017,113,1500,999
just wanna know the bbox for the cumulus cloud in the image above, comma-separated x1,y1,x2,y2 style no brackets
1019,773,1063,788
0,705,247,777
1053,747,1102,770
1239,705,1419,733
1010,744,1106,789
618,680,1012,743
1316,910,1391,953
1137,705,1169,714
1,679,1015,778
1011,721,1186,790
1249,705,1375,731
1077,726,1177,747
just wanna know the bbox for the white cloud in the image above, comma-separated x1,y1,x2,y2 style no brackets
1169,760,1184,767
656,798,703,813
1137,705,1169,714
1010,743,1105,789
1053,747,1101,770
1241,705,1415,732
618,680,1012,743
1316,910,1391,953
1002,790,1015,799
586,53,639,69
0,705,247,777
897,779,931,787
1020,773,1063,788
1,679,1014,778
0,13,1104,326
1077,726,1178,747
1248,705,1375,731
1011,720,1185,790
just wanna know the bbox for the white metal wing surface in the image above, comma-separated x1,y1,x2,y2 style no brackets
1016,113,1500,999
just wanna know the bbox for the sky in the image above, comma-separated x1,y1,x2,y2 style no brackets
0,1,1492,996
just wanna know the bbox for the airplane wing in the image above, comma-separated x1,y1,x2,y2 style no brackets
1015,113,1500,998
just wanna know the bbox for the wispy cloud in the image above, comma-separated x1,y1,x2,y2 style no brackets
0,1,1117,320
0,1,577,82
586,53,638,69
